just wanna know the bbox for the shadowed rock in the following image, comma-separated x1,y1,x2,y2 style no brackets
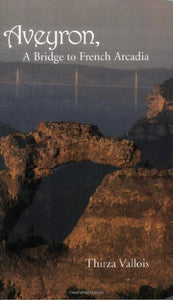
0,168,173,299
63,168,173,298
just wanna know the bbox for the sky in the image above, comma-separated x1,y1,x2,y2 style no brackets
0,0,173,69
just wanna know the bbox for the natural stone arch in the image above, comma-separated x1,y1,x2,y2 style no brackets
0,121,142,241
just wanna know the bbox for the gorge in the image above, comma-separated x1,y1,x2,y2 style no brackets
0,78,173,299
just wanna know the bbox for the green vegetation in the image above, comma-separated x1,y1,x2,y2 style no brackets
117,284,173,299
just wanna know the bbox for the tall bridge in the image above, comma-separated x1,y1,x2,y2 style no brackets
0,67,154,89
0,67,154,111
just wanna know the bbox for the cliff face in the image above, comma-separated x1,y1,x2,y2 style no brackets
126,78,173,168
146,81,173,120
126,113,173,141
128,79,173,141
0,122,16,170
0,168,173,299
146,85,166,120
0,121,172,299
63,168,173,297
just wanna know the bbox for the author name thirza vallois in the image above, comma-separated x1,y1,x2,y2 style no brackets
86,258,150,268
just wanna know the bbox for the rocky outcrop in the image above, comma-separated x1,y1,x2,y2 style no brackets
127,78,173,141
0,121,16,170
63,168,173,297
1,121,142,196
0,121,172,299
126,78,173,168
146,84,166,119
147,81,173,120
0,168,173,299
126,112,173,141
0,121,142,241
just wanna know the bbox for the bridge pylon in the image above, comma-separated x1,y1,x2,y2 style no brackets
16,66,20,86
134,71,138,112
134,71,138,89
15,66,20,97
74,68,79,106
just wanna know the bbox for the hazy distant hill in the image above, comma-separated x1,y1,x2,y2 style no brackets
0,62,172,86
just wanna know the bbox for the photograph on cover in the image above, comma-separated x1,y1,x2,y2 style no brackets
0,0,173,299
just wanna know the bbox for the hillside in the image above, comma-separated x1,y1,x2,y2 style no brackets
0,62,172,86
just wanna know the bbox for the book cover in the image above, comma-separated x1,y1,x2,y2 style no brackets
0,0,173,299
